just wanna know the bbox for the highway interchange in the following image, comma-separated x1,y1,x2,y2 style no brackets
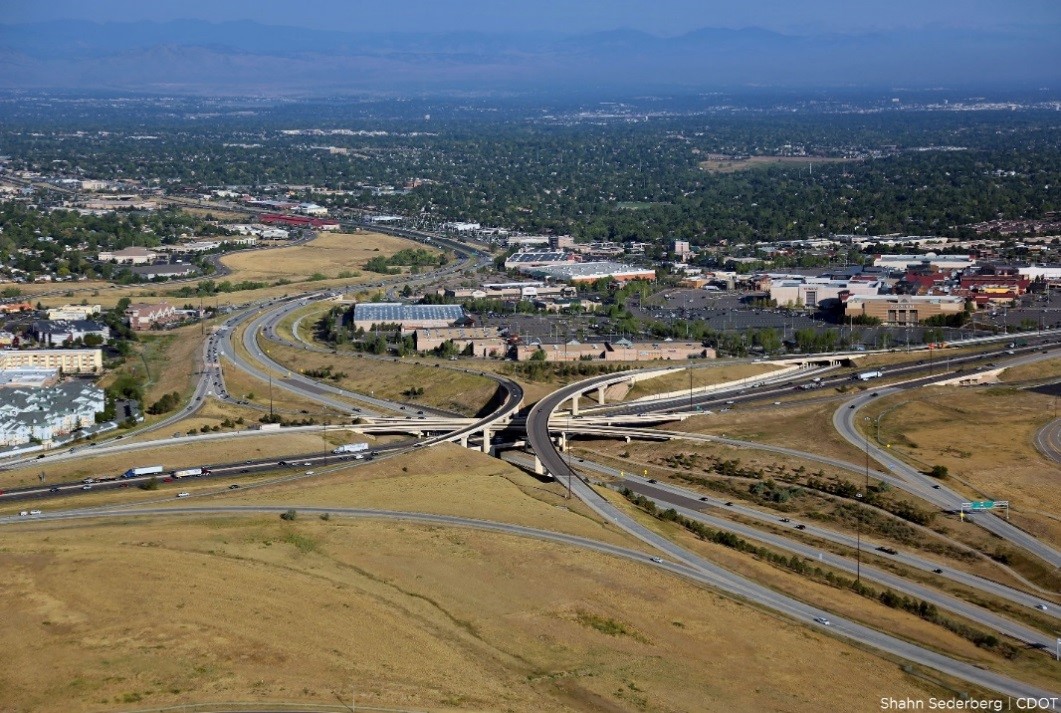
2,224,1059,705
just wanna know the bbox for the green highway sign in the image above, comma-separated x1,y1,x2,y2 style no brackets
969,501,995,510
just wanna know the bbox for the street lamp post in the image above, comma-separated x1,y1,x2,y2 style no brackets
855,491,863,583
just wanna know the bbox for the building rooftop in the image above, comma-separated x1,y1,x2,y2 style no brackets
353,303,465,323
528,261,656,279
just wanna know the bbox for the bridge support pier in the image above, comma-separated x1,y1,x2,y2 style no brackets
570,394,580,416
596,386,606,405
533,455,545,475
480,428,491,454
558,432,567,452
459,435,469,448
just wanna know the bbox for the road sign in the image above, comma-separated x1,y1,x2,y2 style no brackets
969,501,995,510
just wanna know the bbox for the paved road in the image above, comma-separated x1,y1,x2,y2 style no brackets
551,454,1059,616
1034,418,1061,464
835,378,1061,570
524,371,1061,703
3,504,1058,703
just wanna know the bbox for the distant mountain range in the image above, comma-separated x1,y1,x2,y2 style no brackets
0,19,1057,94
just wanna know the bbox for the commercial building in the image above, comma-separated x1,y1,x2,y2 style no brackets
503,251,576,270
414,327,508,358
872,254,977,271
97,246,159,264
844,295,966,325
125,303,178,331
0,348,103,373
768,277,883,308
516,339,714,362
353,303,466,332
129,264,198,280
674,240,692,261
0,367,59,388
31,319,110,346
46,304,102,321
520,261,657,284
0,382,106,447
259,213,340,231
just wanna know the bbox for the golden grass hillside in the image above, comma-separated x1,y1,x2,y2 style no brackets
1,514,952,713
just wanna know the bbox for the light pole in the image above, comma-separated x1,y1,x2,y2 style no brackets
688,367,694,411
855,491,863,584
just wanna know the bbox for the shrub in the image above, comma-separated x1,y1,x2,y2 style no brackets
280,509,297,521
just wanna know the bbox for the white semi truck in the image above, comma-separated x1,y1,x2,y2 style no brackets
121,465,164,479
332,443,369,454
172,467,208,478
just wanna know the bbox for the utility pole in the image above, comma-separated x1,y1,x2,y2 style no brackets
688,368,694,411
269,374,274,419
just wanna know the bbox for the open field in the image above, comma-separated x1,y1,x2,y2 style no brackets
623,362,781,401
2,515,956,712
1000,356,1061,384
262,339,500,416
219,231,437,284
698,154,855,173
228,443,627,545
10,231,434,309
859,386,1061,547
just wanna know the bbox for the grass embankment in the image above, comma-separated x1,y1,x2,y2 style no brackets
2,474,956,712
261,339,499,416
623,362,781,401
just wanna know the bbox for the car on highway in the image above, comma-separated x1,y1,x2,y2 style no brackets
780,518,791,523
724,501,733,507
29,509,41,515
305,470,315,475
49,487,60,493
795,524,806,530
176,492,190,498
228,484,240,489
699,496,709,502
813,616,831,626
933,568,943,574
81,485,92,490
647,478,657,483
876,546,898,555
650,557,663,564
1035,604,1049,611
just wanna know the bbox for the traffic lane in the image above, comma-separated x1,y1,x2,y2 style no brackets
562,455,1060,615
1033,419,1061,464
2,444,412,503
616,480,1056,645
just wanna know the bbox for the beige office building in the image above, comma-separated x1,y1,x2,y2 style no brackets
845,295,965,325
0,348,103,373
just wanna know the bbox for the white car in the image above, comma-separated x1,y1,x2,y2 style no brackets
1035,604,1049,611
176,492,190,498
29,509,41,515
650,556,663,564
814,616,831,626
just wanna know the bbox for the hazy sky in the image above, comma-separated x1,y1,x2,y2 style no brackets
5,0,1059,35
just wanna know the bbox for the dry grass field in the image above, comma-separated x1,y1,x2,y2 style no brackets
262,340,500,416
623,362,781,401
1,515,955,712
219,231,437,284
13,231,432,309
1000,356,1061,384
698,154,855,173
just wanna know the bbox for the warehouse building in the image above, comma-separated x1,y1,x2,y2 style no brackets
353,303,466,333
519,261,657,284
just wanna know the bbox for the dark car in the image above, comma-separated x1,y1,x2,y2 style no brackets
229,484,240,489
49,486,60,493
699,496,709,502
876,546,898,555
795,524,806,530
780,518,791,523
932,568,943,574
724,501,733,507
647,478,657,484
